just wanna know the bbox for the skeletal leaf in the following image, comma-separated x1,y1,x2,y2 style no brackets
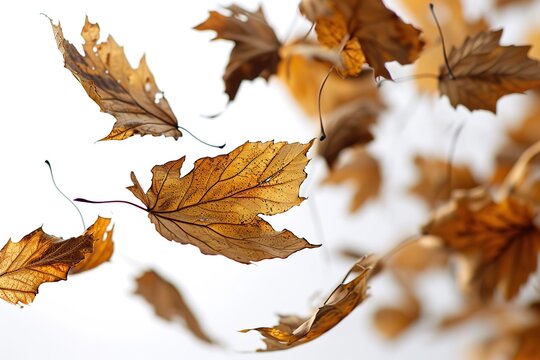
438,30,540,112
194,5,281,102
241,257,373,351
423,188,540,300
135,269,214,344
0,227,93,305
71,216,114,274
309,0,424,78
50,17,181,141
128,140,319,264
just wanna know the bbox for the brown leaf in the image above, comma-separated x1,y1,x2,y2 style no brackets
318,101,379,168
241,257,373,351
387,237,449,274
399,0,487,92
50,17,181,141
128,140,319,264
373,285,420,339
71,216,114,274
410,156,478,207
495,0,535,9
299,0,332,22
423,188,540,300
135,269,214,344
438,30,540,112
277,52,382,117
310,0,424,78
0,227,93,305
324,147,381,212
194,5,281,102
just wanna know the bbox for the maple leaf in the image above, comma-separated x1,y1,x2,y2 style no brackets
135,269,214,344
324,147,381,212
0,227,93,305
194,5,281,102
241,257,373,351
50,17,181,141
71,216,114,274
423,188,540,300
410,156,478,207
277,52,383,117
399,0,487,92
438,30,540,112
318,101,379,168
309,0,424,78
127,140,319,264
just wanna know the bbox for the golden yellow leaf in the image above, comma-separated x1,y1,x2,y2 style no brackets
438,30,540,112
194,5,281,102
310,0,424,78
410,156,478,207
324,147,381,212
135,269,214,344
241,257,373,351
0,227,93,305
50,17,181,141
423,188,540,300
71,216,114,274
128,140,319,264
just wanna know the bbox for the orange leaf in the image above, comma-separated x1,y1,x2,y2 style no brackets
128,140,319,264
241,257,373,351
135,269,214,344
0,227,93,305
438,30,540,112
50,17,181,141
194,5,281,102
71,216,114,274
423,188,540,300
309,0,424,78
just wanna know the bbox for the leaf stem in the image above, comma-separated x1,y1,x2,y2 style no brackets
317,65,334,141
45,160,86,230
177,125,225,149
74,198,149,212
429,3,454,80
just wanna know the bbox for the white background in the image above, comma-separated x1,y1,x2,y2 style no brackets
1,0,539,359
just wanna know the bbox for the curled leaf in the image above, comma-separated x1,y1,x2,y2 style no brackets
135,269,214,344
71,216,114,274
128,140,319,264
50,17,181,140
194,5,281,102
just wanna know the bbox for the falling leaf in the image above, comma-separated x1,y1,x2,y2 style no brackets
318,101,379,168
50,17,181,141
309,0,424,78
71,216,114,274
410,156,478,207
399,0,487,92
241,257,373,351
299,0,332,22
438,30,540,112
325,147,381,212
277,52,382,117
194,5,281,102
495,0,535,9
386,236,449,274
423,188,540,300
0,227,93,305
135,269,214,344
128,140,318,264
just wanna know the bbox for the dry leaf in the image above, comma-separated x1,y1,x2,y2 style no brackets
318,101,379,168
299,0,332,22
423,188,540,300
135,269,213,344
438,30,540,112
495,0,535,9
194,5,281,102
241,257,373,351
277,53,382,117
387,237,449,274
50,17,181,140
310,0,424,78
0,227,93,305
128,140,319,264
373,283,420,339
71,216,114,274
399,0,487,92
410,156,478,207
324,147,381,212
